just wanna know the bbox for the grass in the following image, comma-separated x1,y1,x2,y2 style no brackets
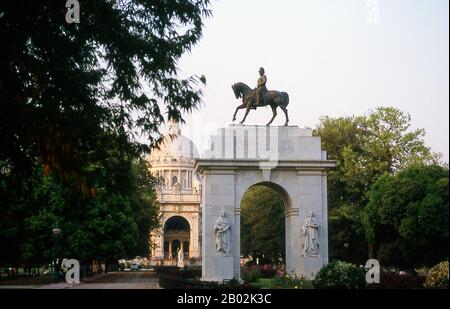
250,278,275,289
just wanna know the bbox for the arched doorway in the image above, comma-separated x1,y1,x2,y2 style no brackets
163,216,190,261
240,182,288,268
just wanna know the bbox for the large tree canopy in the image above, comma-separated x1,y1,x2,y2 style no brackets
314,107,439,263
364,165,449,268
0,156,161,267
0,1,210,268
0,0,211,186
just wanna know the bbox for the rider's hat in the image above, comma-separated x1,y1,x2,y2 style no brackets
258,67,265,73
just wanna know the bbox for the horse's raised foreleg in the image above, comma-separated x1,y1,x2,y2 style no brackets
232,103,246,122
280,105,289,126
266,106,277,126
239,104,252,125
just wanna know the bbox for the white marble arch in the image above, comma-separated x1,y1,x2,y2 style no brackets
195,125,335,282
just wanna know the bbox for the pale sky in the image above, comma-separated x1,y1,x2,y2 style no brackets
172,0,449,162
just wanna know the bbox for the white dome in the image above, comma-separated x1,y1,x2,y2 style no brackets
148,121,199,167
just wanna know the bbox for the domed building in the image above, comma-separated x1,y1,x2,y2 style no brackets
148,120,202,265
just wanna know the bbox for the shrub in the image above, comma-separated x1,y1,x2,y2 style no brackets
424,261,449,289
154,266,179,274
180,266,202,280
241,266,261,283
313,260,367,289
368,270,425,289
189,257,198,265
272,272,314,289
260,265,277,278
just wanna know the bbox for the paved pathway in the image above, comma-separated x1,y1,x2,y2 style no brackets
1,271,160,289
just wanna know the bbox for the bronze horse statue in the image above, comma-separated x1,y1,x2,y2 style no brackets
231,82,290,126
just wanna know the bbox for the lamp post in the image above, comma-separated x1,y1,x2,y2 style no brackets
52,228,61,283
344,242,350,262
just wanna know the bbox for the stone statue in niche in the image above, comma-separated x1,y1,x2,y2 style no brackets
302,211,320,257
172,180,181,193
214,211,232,256
177,247,184,268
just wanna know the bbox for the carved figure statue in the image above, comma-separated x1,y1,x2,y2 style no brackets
214,211,232,256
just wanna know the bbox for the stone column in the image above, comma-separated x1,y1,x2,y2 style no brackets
190,214,199,258
201,170,236,282
153,228,164,258
321,171,329,266
297,170,328,277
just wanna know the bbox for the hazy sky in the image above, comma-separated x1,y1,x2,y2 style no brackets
173,0,449,161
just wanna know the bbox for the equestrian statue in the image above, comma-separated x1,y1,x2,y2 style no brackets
231,67,290,126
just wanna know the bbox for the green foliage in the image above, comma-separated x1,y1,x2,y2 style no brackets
180,266,202,280
241,266,261,283
328,204,367,264
313,261,367,289
424,261,449,289
272,273,314,289
128,159,161,257
314,107,439,263
364,165,449,268
0,0,208,268
0,1,211,183
0,159,160,266
241,186,285,265
367,270,425,289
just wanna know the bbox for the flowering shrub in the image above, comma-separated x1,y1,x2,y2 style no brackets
272,270,313,289
424,261,449,289
368,270,424,289
241,266,261,283
313,260,367,289
260,264,277,278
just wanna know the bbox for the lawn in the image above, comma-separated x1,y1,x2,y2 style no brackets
250,278,275,289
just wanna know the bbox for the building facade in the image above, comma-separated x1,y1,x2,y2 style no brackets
148,121,202,264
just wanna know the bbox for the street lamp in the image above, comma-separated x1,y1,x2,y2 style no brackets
52,228,61,235
52,228,62,283
343,243,349,261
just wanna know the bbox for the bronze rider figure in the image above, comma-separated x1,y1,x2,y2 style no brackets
254,67,268,108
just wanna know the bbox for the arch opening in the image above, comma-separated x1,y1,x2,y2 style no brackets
240,182,288,269
163,216,190,260
247,181,292,211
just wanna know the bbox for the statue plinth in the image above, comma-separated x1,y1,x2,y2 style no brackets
201,125,327,162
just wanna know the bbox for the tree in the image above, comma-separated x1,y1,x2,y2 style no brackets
0,0,210,271
241,186,285,265
0,0,211,187
128,159,161,258
0,158,161,269
314,107,439,262
364,165,449,268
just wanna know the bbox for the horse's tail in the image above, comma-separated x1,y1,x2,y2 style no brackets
282,92,289,107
